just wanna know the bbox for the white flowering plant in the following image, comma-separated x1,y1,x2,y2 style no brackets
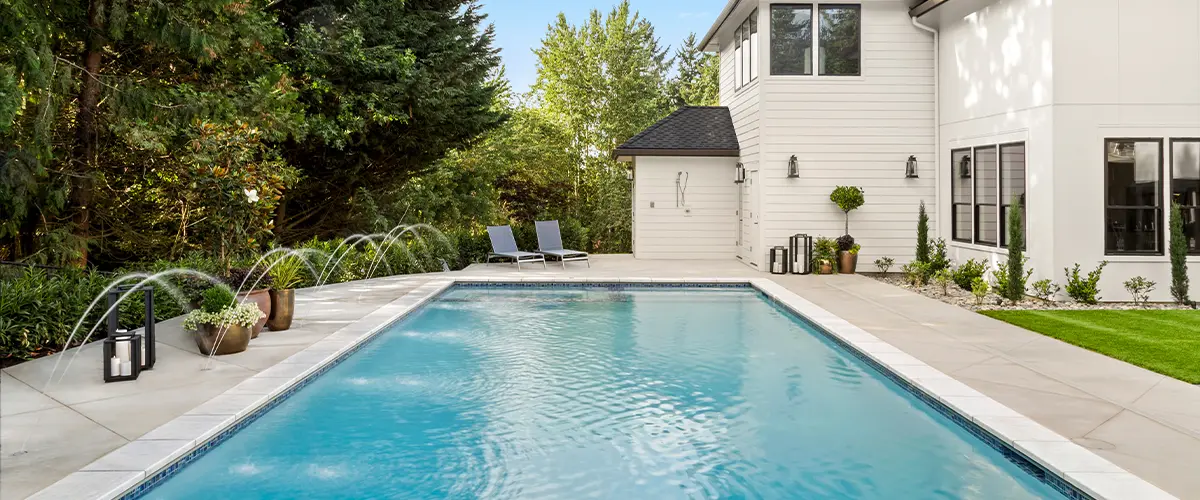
182,302,264,330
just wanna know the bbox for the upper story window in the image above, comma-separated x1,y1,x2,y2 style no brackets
734,9,759,91
770,3,860,77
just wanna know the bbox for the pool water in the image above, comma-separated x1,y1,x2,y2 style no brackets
144,286,1067,499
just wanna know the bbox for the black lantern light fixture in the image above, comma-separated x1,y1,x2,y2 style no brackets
734,162,746,184
788,233,813,275
787,155,800,178
625,167,634,181
959,154,973,178
106,284,156,372
905,155,919,178
769,246,790,275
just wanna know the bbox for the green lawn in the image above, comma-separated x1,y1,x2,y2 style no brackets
980,310,1200,384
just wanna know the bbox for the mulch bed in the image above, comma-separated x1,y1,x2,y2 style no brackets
863,272,1193,312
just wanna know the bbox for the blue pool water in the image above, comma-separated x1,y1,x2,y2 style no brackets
144,286,1067,499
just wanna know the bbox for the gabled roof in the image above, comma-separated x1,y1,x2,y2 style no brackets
612,106,740,161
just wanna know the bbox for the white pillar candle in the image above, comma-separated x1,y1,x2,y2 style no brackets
120,361,132,377
115,340,131,363
110,356,120,376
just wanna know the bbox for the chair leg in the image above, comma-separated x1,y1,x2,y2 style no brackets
516,259,521,271
586,257,591,268
542,259,547,269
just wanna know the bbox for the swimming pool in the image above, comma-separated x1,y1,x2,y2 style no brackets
139,285,1072,499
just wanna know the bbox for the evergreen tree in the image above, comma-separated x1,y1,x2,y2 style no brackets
668,33,719,107
274,0,506,241
915,201,930,263
1005,197,1026,302
1170,202,1191,304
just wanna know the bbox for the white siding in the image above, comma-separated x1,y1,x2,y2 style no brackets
760,0,937,266
632,157,739,260
718,3,765,267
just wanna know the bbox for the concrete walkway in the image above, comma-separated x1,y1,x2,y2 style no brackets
2,255,1197,499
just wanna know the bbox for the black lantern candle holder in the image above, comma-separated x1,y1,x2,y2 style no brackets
107,284,156,370
103,333,142,383
769,246,790,275
788,234,813,275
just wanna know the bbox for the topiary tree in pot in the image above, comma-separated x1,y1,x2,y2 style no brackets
830,186,865,273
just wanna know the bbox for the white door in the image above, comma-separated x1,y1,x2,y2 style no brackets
738,169,759,266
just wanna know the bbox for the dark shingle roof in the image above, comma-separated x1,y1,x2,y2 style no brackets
612,106,740,160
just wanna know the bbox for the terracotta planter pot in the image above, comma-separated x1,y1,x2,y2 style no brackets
237,289,271,338
838,251,859,274
267,289,295,331
193,323,251,356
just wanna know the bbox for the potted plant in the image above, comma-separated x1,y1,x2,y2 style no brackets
266,255,303,331
830,186,865,273
183,285,263,356
813,237,839,275
226,267,272,337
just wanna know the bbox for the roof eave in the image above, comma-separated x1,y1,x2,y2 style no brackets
910,0,954,18
612,148,741,162
698,0,742,52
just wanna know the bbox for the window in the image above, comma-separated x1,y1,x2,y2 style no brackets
951,149,973,242
1171,139,1200,254
974,146,999,245
771,4,859,76
950,142,1027,247
734,10,758,91
1105,139,1163,255
1000,143,1026,248
818,4,861,76
770,4,813,76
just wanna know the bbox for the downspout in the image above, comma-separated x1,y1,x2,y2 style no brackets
912,16,940,243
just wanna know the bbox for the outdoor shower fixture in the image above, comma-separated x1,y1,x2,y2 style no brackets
787,155,800,178
734,162,746,183
906,155,919,178
675,171,689,207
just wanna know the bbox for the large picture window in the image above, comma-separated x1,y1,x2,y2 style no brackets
770,5,813,76
1000,143,1027,248
1105,139,1163,255
818,4,861,76
950,142,1027,247
734,10,759,91
1171,139,1200,254
951,149,973,242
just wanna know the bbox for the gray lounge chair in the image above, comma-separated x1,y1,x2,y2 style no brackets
486,225,546,270
535,220,590,268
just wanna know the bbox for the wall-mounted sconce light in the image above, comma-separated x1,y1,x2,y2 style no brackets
959,155,972,178
734,162,746,184
787,155,799,178
905,155,919,178
625,168,634,181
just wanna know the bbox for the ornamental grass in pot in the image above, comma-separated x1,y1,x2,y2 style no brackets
226,267,272,337
183,285,264,356
266,255,304,331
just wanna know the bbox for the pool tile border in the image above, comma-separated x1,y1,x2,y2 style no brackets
29,276,1175,500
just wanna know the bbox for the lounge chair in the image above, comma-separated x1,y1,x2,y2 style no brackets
486,225,546,270
535,220,590,268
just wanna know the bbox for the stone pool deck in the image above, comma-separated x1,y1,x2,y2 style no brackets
1,255,1197,499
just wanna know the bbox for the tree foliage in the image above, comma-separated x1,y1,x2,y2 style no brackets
668,33,719,107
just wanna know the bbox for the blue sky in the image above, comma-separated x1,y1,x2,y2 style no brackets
479,0,728,94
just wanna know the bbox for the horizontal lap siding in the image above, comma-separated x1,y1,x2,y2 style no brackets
761,0,936,265
633,157,739,259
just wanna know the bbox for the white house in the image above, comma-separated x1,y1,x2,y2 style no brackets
615,0,1200,302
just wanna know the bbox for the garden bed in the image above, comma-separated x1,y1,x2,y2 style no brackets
864,272,1192,311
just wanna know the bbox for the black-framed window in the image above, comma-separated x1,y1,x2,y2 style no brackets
770,4,813,76
1171,139,1200,254
1000,142,1027,248
951,148,973,242
974,146,998,245
818,4,861,76
1105,138,1163,255
734,9,759,91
